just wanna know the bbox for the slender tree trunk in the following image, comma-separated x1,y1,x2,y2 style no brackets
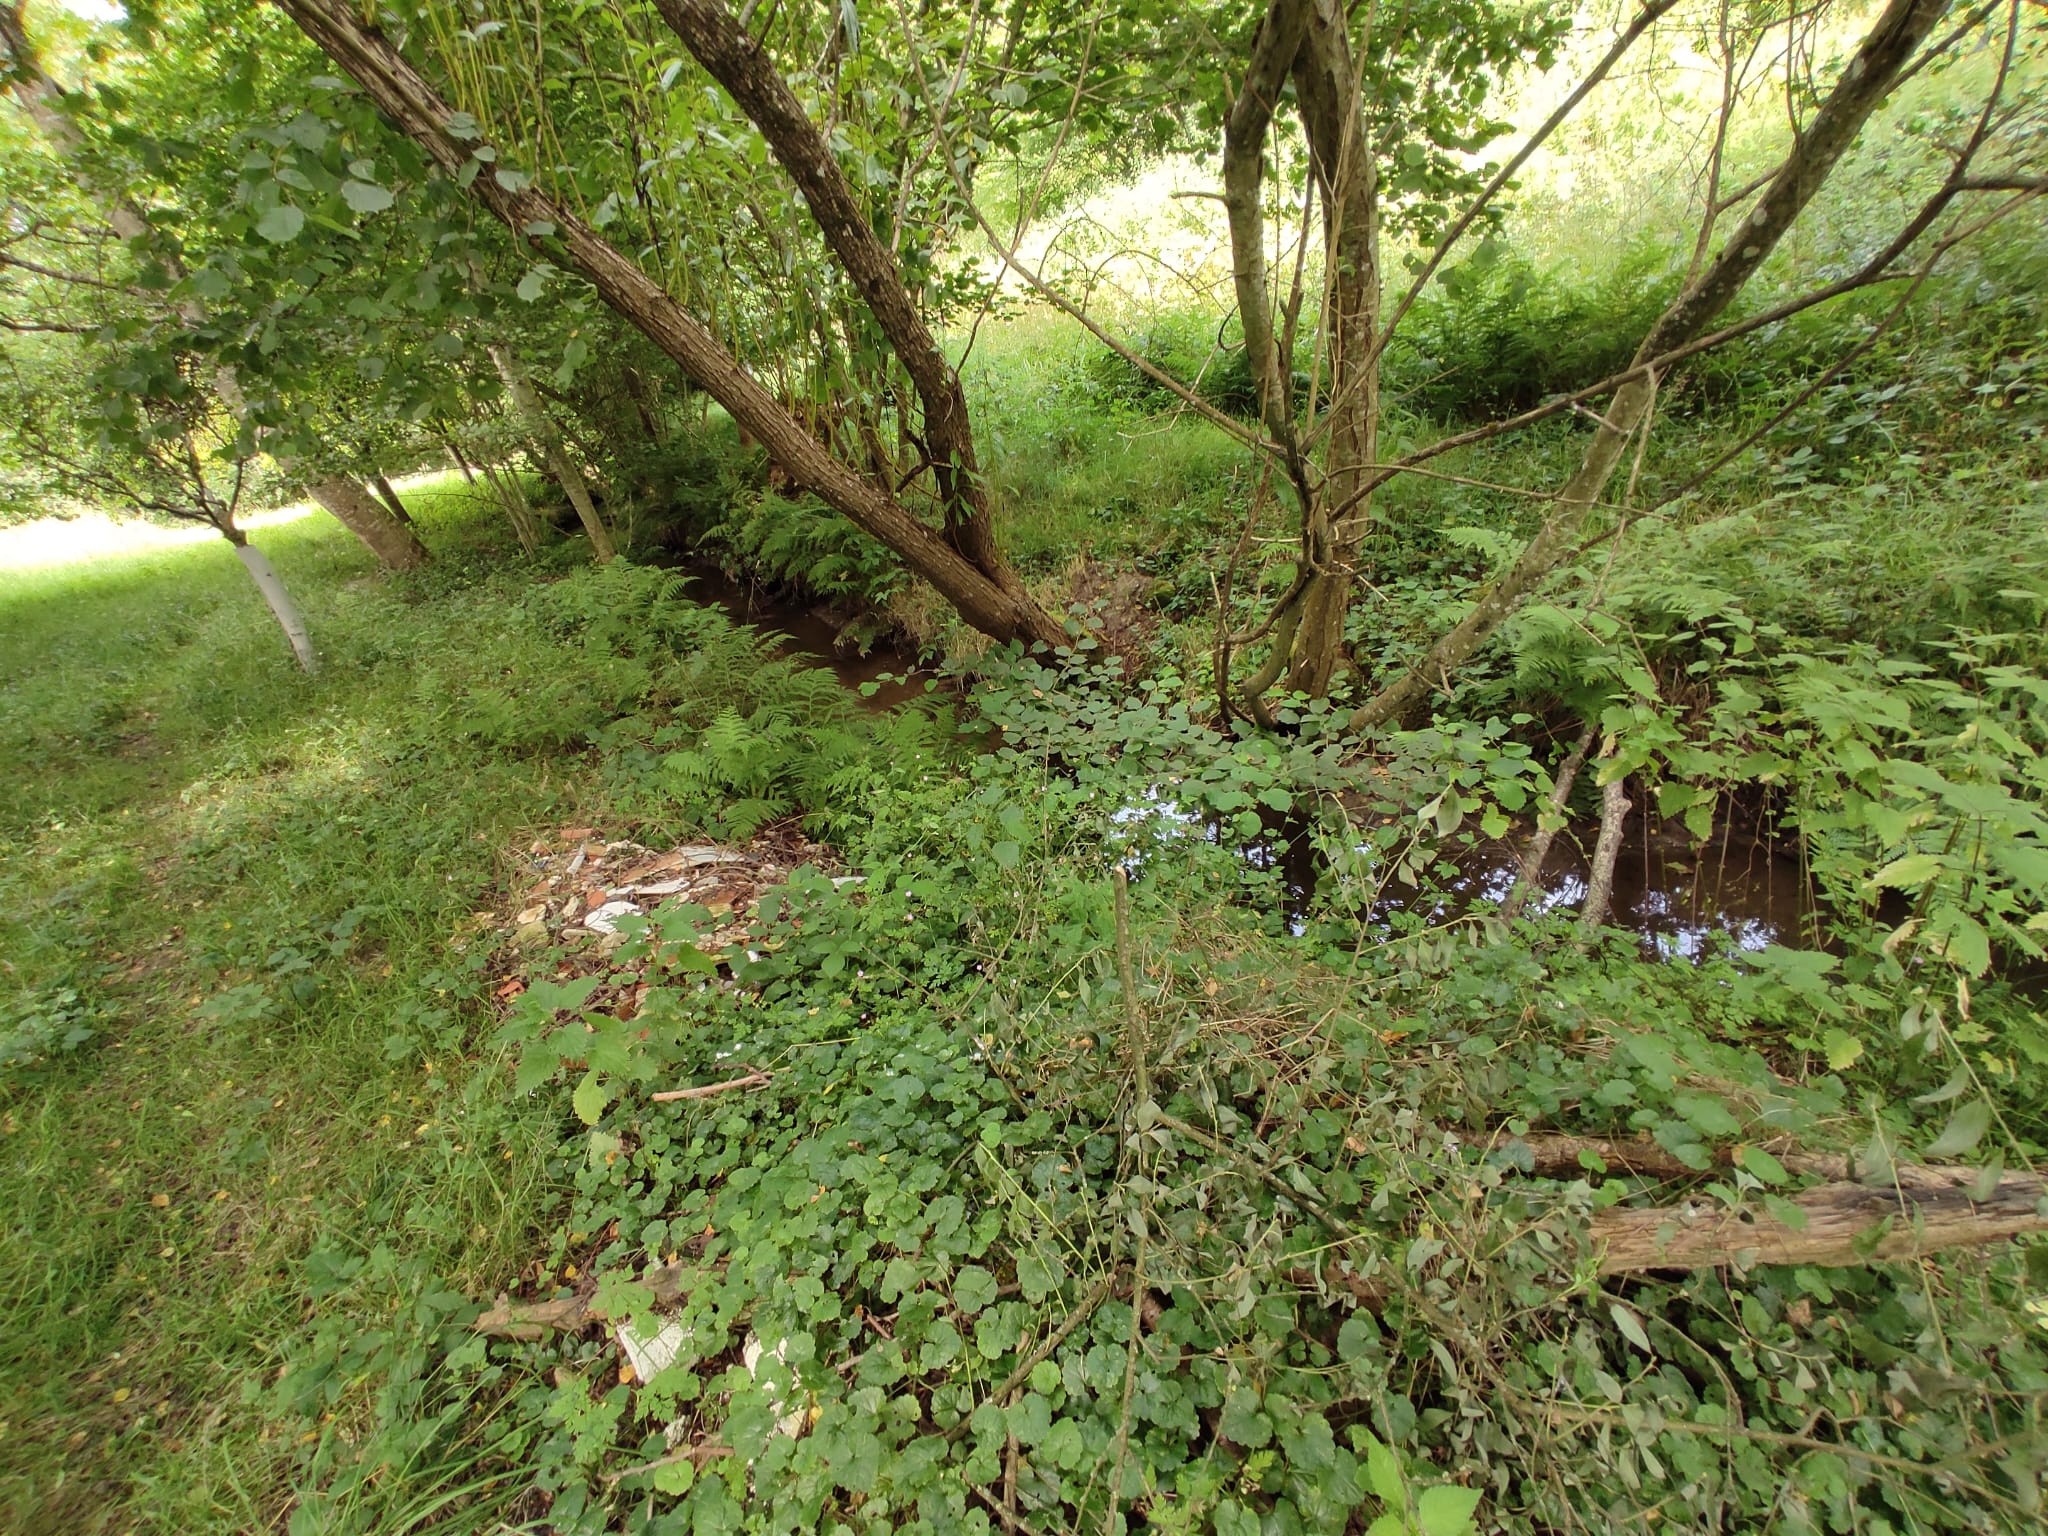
1578,755,1631,937
650,0,1036,596
1285,0,1380,696
271,0,1065,648
475,454,542,554
302,474,430,570
227,533,318,673
620,367,662,440
442,436,479,485
2,4,427,574
1214,0,1379,704
489,345,615,561
1349,0,1955,731
370,473,414,524
1501,723,1595,921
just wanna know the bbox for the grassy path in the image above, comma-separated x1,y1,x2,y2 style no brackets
1,489,573,1532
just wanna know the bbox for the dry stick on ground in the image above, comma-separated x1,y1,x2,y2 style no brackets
1501,725,1596,921
1510,1132,1840,1182
1104,868,1151,1535
650,1070,772,1103
603,1442,734,1488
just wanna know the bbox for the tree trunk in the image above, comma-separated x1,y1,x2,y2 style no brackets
1501,724,1595,921
649,0,1034,597
2,4,428,574
442,435,479,484
1284,0,1380,697
1577,754,1631,936
478,456,543,556
1349,0,1955,730
229,535,318,674
490,345,615,562
303,475,430,571
1590,1165,2048,1274
370,472,414,524
270,0,1065,649
1214,0,1380,705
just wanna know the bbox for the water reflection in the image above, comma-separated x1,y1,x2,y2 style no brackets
1325,817,1814,960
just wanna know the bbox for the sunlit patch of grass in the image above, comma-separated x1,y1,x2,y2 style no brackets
0,487,574,1533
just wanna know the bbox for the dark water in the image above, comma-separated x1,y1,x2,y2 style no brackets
1354,816,1814,958
678,562,929,711
671,571,1816,957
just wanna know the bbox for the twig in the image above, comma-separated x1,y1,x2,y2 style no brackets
1112,869,1147,1105
1003,1432,1020,1527
1149,1111,1351,1241
943,1271,1119,1441
970,1481,1029,1534
650,1070,772,1103
602,1441,733,1486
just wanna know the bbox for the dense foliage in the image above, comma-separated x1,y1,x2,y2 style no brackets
3,0,2047,1532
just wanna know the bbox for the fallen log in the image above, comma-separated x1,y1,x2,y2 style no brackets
1509,1132,1841,1183
1591,1165,2048,1274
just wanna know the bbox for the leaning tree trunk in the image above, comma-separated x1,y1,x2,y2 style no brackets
1350,0,1955,730
370,472,415,525
489,344,616,562
651,0,1021,582
271,0,1064,649
302,473,430,570
226,531,317,673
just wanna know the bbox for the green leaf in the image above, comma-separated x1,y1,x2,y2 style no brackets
991,840,1020,870
1417,1484,1484,1536
1360,1429,1404,1503
1671,1090,1742,1139
1866,852,1943,891
1219,1388,1271,1449
1337,1314,1377,1363
651,1458,695,1495
255,204,305,243
1608,1301,1652,1354
1015,1251,1063,1303
1821,1029,1864,1071
516,266,551,302
1924,1100,1991,1159
1928,905,1991,976
572,1070,611,1127
952,1265,997,1314
340,180,393,214
1737,1146,1789,1185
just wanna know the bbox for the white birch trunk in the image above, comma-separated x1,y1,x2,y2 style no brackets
233,540,318,674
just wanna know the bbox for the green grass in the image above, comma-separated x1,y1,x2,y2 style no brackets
0,485,581,1532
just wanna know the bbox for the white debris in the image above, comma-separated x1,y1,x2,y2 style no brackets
582,900,642,935
618,1317,692,1383
743,1333,808,1437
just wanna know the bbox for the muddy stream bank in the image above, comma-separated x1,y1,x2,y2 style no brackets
677,565,1816,959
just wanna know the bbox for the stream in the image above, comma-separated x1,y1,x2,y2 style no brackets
682,566,1817,959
